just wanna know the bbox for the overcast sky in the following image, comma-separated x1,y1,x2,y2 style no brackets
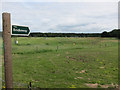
0,0,119,33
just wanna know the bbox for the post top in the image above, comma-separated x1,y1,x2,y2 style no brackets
2,12,10,15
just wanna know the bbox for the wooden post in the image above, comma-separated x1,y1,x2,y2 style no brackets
2,12,13,88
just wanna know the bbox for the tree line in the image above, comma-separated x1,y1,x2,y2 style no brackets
29,32,101,37
0,29,119,38
29,29,119,38
101,29,120,38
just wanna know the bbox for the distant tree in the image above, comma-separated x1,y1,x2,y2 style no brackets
109,29,120,38
101,31,108,37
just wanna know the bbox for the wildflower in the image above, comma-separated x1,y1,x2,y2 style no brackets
70,85,76,88
2,86,5,88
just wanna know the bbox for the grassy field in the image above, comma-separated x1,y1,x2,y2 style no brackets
2,37,118,88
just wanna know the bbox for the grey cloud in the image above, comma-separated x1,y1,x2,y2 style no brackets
1,2,118,33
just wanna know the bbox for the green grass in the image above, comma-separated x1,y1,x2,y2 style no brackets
2,37,118,88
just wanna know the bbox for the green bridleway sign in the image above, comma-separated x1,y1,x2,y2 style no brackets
12,25,30,36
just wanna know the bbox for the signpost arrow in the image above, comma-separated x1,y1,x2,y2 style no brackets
12,25,30,36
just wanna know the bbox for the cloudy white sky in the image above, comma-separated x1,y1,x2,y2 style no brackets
0,0,119,33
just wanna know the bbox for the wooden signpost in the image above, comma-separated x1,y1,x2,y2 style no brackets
2,12,30,88
3,12,13,88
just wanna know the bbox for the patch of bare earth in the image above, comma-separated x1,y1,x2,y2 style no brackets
74,77,83,79
85,83,98,88
66,56,87,62
85,83,118,88
66,56,76,61
101,83,118,88
100,85,110,88
76,70,86,73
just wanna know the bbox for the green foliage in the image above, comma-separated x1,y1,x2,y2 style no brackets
101,29,120,38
